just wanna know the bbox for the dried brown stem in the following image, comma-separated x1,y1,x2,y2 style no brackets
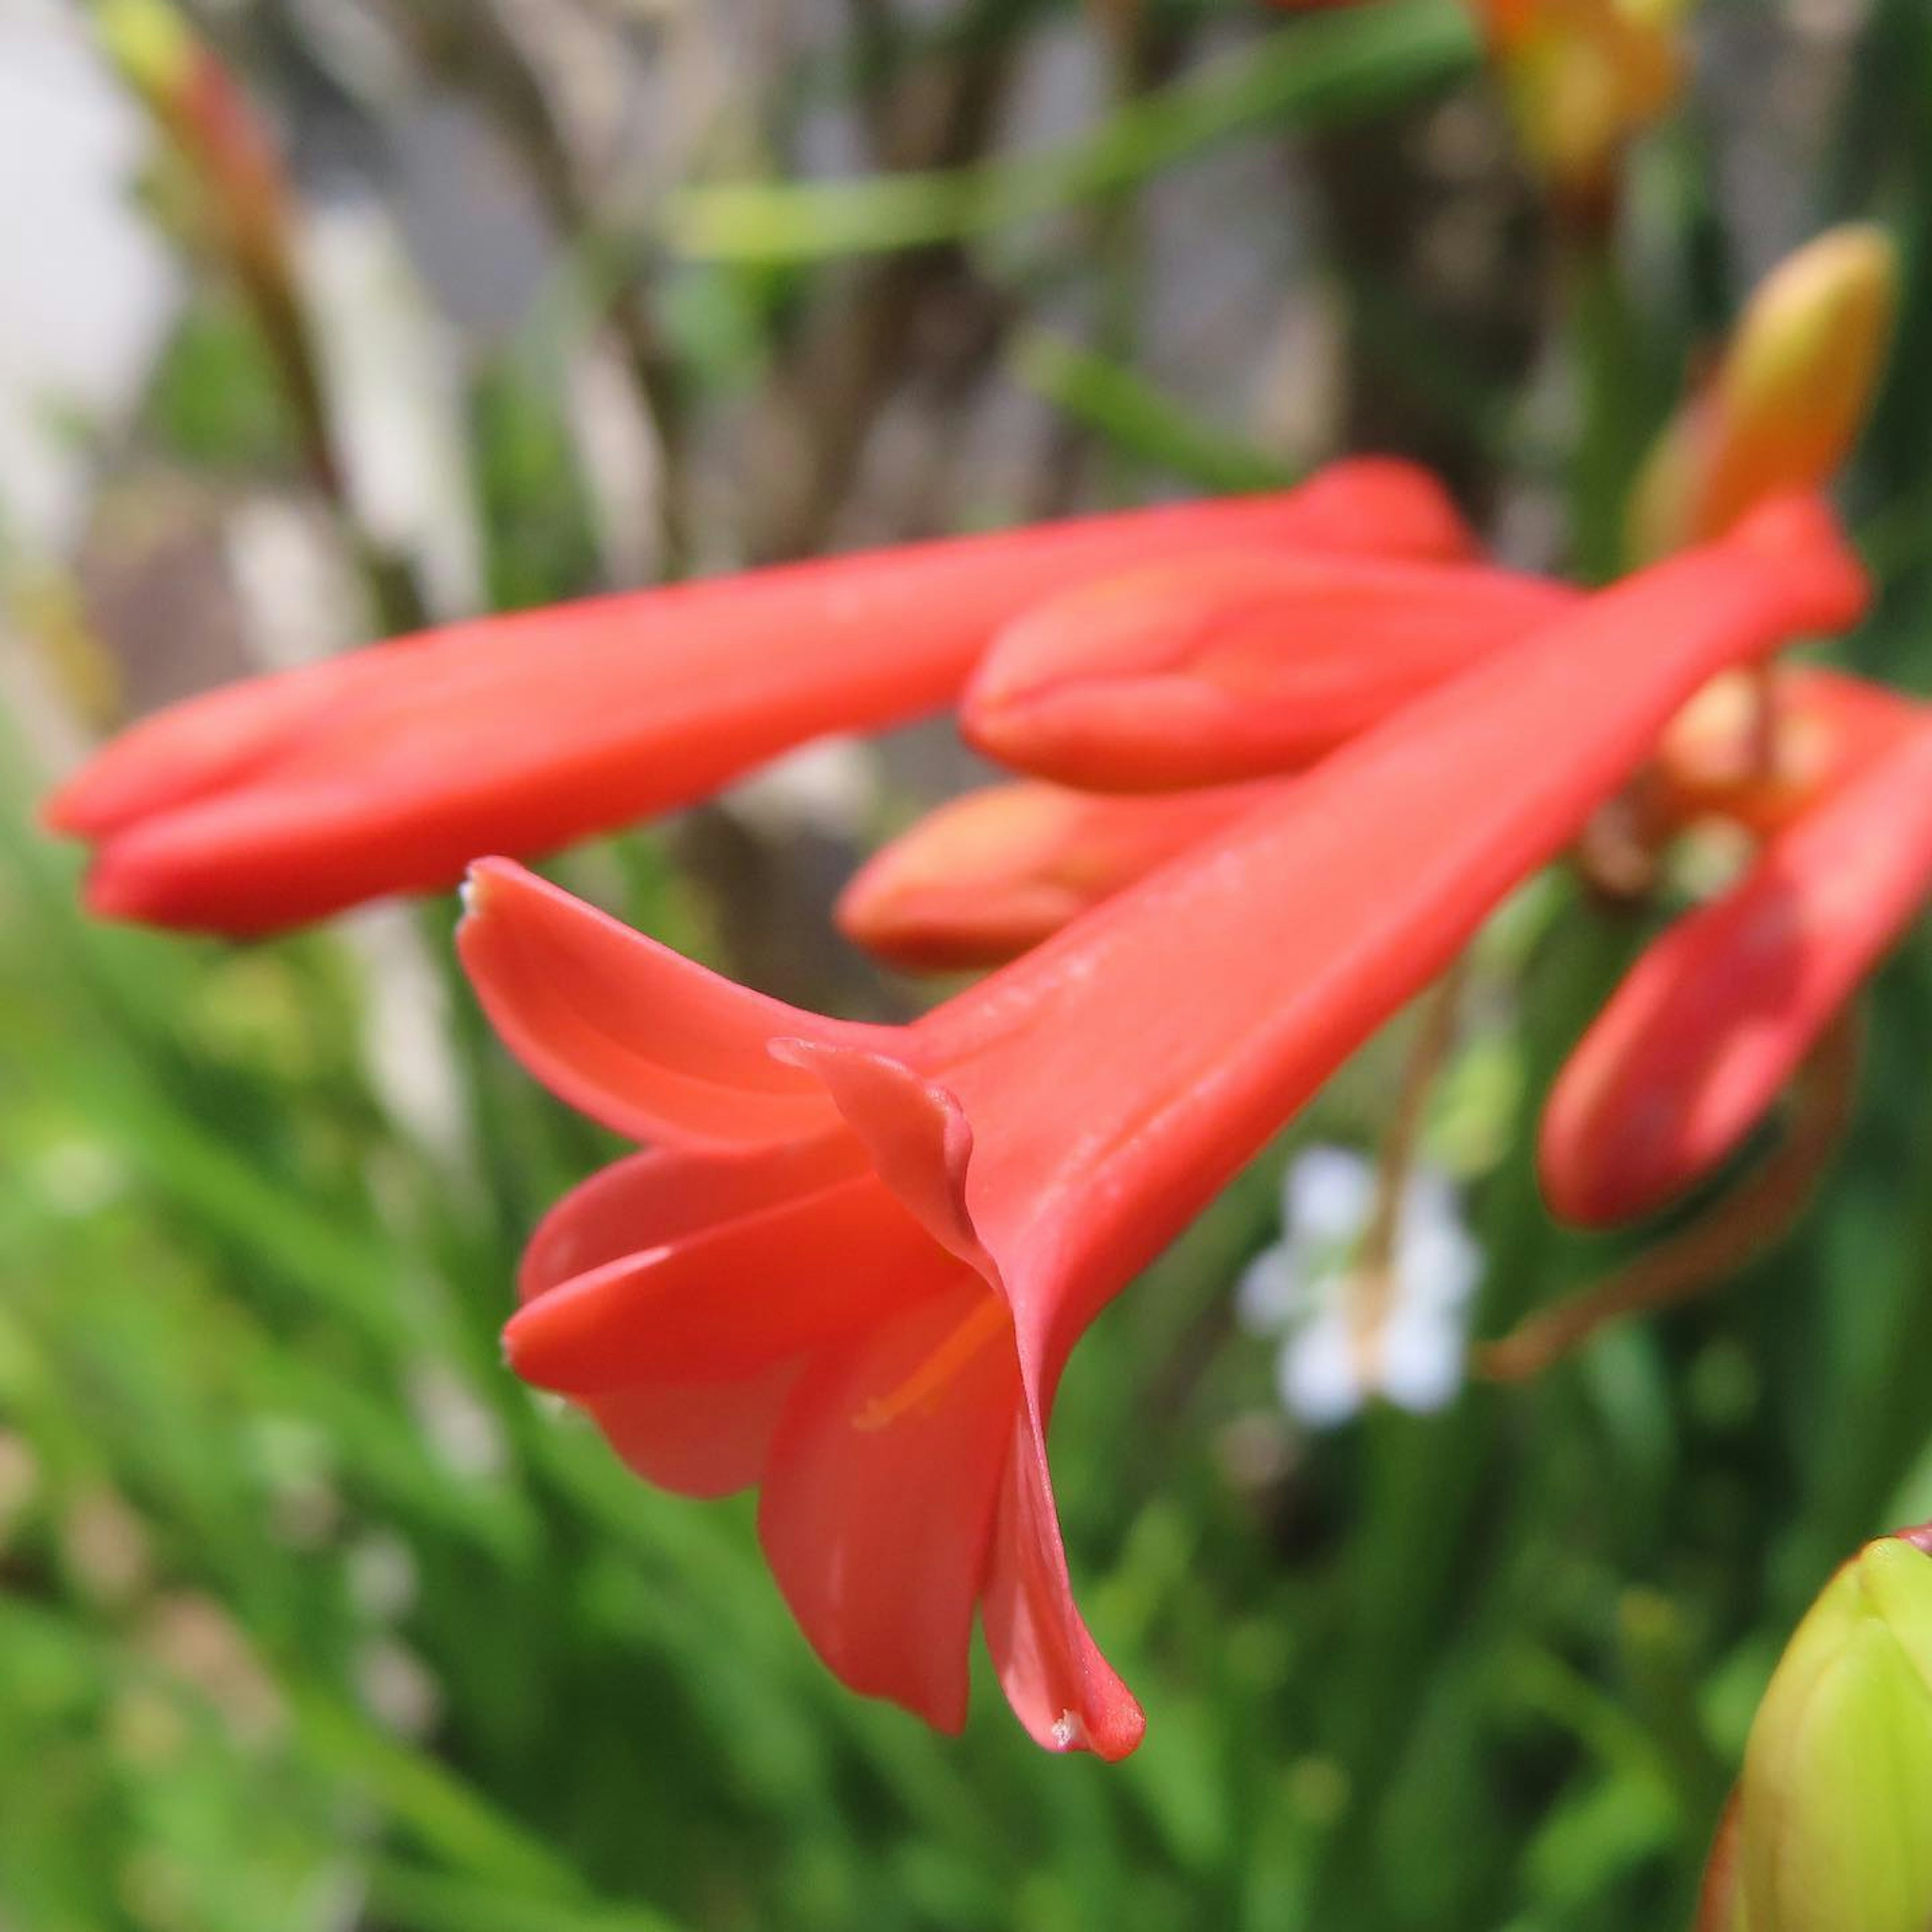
1479,1008,1862,1382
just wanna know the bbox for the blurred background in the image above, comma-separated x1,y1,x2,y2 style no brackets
3,0,1931,1926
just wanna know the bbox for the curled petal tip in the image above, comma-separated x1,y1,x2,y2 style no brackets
499,1290,591,1393
457,857,516,926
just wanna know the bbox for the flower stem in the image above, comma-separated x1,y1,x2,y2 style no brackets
1477,1008,1861,1381
1349,953,1469,1381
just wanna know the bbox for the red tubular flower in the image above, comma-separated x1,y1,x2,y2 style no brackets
836,780,1277,971
960,550,1577,790
457,498,1860,1755
1542,714,1932,1226
45,461,1469,936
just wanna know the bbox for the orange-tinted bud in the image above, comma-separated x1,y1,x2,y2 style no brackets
836,781,1275,972
1656,667,1921,837
1477,0,1685,208
94,0,296,338
1629,226,1899,560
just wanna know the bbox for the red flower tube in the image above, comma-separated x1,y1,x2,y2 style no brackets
1542,714,1932,1227
836,780,1277,971
961,550,1577,790
46,462,1469,936
457,499,1860,1756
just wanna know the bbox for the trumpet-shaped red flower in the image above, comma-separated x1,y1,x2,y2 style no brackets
835,780,1276,971
458,498,1860,1755
961,550,1576,790
46,462,1469,935
1542,714,1932,1226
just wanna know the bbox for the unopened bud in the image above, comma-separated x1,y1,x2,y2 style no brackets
962,552,1574,792
93,0,195,105
1478,0,1686,211
1631,226,1898,561
836,781,1269,971
1697,1527,1932,1931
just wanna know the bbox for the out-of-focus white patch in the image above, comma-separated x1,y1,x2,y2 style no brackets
1236,1146,1482,1430
407,1361,508,1482
566,335,666,587
224,496,361,671
299,193,480,619
0,2,179,556
346,1530,420,1623
721,735,880,842
338,901,473,1177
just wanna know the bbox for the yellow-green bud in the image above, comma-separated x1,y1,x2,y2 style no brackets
1698,1525,1932,1932
1630,226,1899,562
1479,0,1686,215
92,0,196,107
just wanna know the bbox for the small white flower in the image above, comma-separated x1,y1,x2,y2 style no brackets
1237,1146,1483,1430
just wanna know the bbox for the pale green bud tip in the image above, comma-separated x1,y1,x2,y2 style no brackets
92,0,195,101
1722,224,1899,428
1711,1528,1932,1932
1631,225,1899,559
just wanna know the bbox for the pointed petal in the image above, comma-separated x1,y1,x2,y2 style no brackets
1542,719,1932,1225
584,1361,804,1500
981,1398,1145,1760
504,1171,958,1394
518,1141,870,1301
963,552,1576,790
758,1278,1018,1733
52,461,1471,934
521,1146,845,1494
458,858,873,1149
836,781,1277,971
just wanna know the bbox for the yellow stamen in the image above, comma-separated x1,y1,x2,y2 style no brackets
854,1295,1009,1432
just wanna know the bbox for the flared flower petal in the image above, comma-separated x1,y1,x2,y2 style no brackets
504,1171,958,1393
962,550,1575,791
982,1399,1145,1760
49,460,1470,935
588,1363,806,1502
760,1279,1018,1733
1542,718,1932,1225
836,781,1277,971
459,865,872,1150
460,496,1864,1756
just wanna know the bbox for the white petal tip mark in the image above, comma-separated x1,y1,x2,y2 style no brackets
1050,1710,1087,1751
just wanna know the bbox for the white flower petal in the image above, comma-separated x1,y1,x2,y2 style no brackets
1278,1312,1364,1429
1375,1306,1467,1414
1235,1246,1302,1335
1285,1147,1376,1245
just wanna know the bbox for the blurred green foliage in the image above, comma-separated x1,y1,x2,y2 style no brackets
6,1,1932,1929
